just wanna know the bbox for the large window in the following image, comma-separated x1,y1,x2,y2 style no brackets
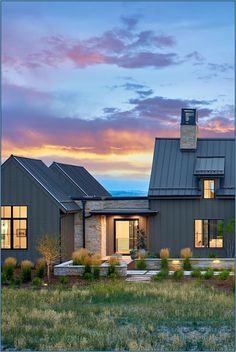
203,180,215,199
1,206,27,249
195,219,223,248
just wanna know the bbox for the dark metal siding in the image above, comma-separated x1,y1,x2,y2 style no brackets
61,213,75,260
1,158,60,263
149,198,234,257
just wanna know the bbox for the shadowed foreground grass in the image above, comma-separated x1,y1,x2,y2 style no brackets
2,280,234,351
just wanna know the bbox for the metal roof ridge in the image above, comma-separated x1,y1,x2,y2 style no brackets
53,162,89,196
13,156,68,212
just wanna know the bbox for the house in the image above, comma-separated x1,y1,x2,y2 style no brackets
149,109,235,257
1,109,235,261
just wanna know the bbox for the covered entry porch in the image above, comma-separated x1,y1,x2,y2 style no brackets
90,208,157,256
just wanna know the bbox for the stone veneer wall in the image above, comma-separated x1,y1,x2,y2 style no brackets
180,125,198,149
74,199,149,256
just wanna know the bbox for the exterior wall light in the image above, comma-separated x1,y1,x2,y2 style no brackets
171,260,181,270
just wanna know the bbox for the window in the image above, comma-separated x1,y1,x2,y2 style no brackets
195,219,223,248
203,180,215,199
1,206,27,249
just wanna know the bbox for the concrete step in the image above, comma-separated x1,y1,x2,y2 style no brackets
126,275,151,282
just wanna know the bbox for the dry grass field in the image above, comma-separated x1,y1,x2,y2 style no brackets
2,280,234,351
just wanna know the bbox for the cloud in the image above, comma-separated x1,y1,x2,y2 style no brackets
208,63,233,72
3,83,233,179
120,15,139,31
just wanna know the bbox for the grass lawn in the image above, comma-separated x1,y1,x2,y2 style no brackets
2,280,234,351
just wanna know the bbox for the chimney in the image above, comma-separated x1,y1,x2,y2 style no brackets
180,108,198,150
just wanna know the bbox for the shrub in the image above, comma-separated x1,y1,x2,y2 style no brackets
191,269,202,278
1,272,7,285
21,260,33,283
83,272,94,280
14,276,22,286
219,270,230,281
203,269,214,280
160,248,169,259
108,265,119,278
4,257,17,281
32,277,42,287
173,270,184,280
160,258,169,270
59,276,69,285
93,266,100,279
108,256,120,266
72,248,90,265
35,258,46,278
208,253,218,258
183,258,192,271
153,269,169,281
180,248,192,259
136,258,147,270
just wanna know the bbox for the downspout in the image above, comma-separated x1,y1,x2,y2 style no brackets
59,212,67,262
82,199,86,248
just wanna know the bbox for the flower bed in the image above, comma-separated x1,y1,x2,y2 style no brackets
54,260,127,277
135,258,234,270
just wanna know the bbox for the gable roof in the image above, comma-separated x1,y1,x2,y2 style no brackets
148,138,235,197
49,162,111,198
4,156,80,213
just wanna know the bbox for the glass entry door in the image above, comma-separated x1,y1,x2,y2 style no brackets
115,219,139,254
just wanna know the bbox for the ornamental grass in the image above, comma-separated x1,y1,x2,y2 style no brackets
160,248,170,259
180,248,192,259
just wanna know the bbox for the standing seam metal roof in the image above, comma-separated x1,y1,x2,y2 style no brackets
12,156,80,212
148,138,235,197
50,162,111,197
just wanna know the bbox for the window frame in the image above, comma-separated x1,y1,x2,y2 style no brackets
194,219,224,249
1,206,28,250
203,179,215,199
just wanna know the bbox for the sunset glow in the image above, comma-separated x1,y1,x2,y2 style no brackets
2,2,234,192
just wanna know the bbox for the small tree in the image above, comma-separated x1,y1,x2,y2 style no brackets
218,219,235,257
37,235,60,283
137,229,146,250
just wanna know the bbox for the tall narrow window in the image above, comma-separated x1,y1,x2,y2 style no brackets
194,219,223,248
203,180,215,199
1,206,27,249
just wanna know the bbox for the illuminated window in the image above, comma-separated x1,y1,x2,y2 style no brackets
195,219,223,248
1,206,27,249
204,180,215,199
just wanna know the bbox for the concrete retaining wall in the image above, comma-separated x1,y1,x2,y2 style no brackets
54,260,127,277
136,258,234,270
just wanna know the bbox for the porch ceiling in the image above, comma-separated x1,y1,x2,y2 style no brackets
90,208,158,216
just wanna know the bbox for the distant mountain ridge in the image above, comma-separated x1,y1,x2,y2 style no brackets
109,190,147,197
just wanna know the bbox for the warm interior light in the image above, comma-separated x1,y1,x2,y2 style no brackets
43,282,48,286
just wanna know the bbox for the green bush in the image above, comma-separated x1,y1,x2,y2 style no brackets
83,265,93,280
83,272,94,280
160,258,169,270
191,269,202,278
32,277,42,287
136,258,147,270
59,276,69,285
35,259,46,278
153,269,169,281
1,272,7,285
219,270,230,281
93,266,100,279
203,269,214,280
183,258,192,271
173,270,184,280
21,260,33,283
108,272,119,279
108,265,119,278
4,257,17,281
208,253,218,258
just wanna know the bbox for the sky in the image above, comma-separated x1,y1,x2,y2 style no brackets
2,1,234,193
